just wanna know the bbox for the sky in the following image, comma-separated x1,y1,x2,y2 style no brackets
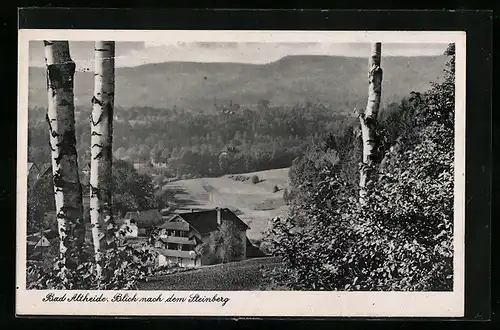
29,41,449,70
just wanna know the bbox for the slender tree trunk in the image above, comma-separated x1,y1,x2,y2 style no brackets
43,41,85,263
90,41,116,262
359,42,383,204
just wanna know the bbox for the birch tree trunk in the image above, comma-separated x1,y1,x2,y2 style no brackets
43,41,85,262
359,42,383,204
90,41,116,261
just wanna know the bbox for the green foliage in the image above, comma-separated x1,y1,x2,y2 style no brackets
28,158,167,232
202,221,244,265
29,102,349,179
264,48,455,291
251,175,260,184
27,232,163,290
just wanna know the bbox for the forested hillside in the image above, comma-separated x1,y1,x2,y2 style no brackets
28,102,355,178
28,55,447,110
28,54,448,179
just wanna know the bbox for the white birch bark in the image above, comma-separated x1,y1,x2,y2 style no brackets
359,42,383,204
90,41,116,261
43,41,85,260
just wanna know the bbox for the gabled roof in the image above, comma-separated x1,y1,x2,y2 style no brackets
177,208,249,235
80,162,91,170
27,229,58,241
38,163,52,178
158,221,190,231
28,162,37,173
123,210,163,227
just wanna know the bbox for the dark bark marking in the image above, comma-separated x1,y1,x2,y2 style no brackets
54,130,78,165
91,95,104,107
48,141,55,152
46,62,76,90
90,183,100,198
93,150,103,160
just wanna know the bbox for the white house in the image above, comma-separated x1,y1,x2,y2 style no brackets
118,219,139,237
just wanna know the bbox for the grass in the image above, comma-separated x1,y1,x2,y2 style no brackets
163,168,291,241
139,257,284,291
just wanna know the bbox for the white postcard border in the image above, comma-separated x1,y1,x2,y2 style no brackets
16,29,466,317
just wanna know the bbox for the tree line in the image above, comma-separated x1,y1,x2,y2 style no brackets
264,43,456,291
29,102,352,179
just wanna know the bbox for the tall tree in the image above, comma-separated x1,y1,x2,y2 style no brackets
43,41,85,262
359,42,383,204
90,41,116,261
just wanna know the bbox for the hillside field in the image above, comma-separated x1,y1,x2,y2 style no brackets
139,257,284,291
163,167,290,241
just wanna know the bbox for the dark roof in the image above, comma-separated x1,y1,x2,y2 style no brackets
177,208,249,235
155,248,197,259
160,236,197,245
158,221,190,231
246,237,268,258
80,162,91,170
123,210,163,227
38,163,52,178
27,229,57,241
28,162,37,173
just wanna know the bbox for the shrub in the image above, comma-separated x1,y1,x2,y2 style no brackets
263,46,455,291
251,175,259,184
273,185,279,193
26,228,165,290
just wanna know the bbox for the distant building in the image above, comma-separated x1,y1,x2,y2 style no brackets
151,160,167,169
123,209,163,236
26,229,58,260
37,163,52,179
80,162,91,179
118,219,139,237
133,163,147,170
27,162,39,189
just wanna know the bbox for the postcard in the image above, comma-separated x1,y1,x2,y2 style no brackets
17,29,466,317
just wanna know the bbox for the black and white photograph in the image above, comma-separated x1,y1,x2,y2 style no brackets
17,29,466,317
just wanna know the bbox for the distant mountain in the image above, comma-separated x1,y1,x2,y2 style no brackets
28,55,448,111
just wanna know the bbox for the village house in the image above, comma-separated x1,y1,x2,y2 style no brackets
122,209,163,236
96,207,264,268
155,207,250,267
80,162,91,180
26,229,58,261
150,160,168,169
27,162,52,189
27,162,39,189
117,218,139,237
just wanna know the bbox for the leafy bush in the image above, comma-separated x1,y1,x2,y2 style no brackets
201,221,245,264
26,227,168,290
251,175,259,184
273,185,279,193
264,46,455,291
